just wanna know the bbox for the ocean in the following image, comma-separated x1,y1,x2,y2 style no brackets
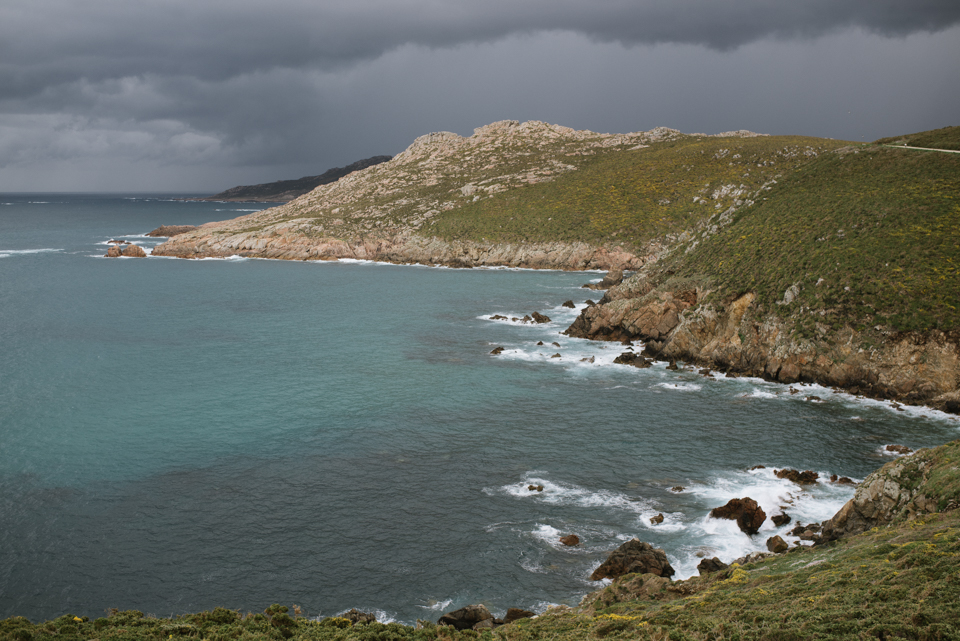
1,193,957,623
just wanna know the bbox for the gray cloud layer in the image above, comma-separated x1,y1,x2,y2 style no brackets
1,1,958,190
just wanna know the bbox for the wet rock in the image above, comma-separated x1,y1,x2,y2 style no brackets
438,604,494,630
836,476,855,485
580,356,595,363
585,300,596,307
503,608,535,624
490,347,504,355
666,360,679,371
536,341,544,346
490,315,508,320
590,538,675,580
709,497,767,535
105,245,123,257
650,513,664,525
528,484,544,492
670,486,684,492
771,513,792,527
697,557,729,575
749,465,767,471
886,444,913,455
766,535,789,553
107,239,129,245
806,395,823,402
562,300,576,309
699,368,713,377
551,341,560,347
550,353,561,358
614,352,651,368
531,312,551,324
775,469,819,484
559,534,580,546
582,269,624,290
725,371,739,378
121,244,147,257
341,609,377,624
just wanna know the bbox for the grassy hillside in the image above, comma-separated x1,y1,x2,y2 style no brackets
656,137,960,336
6,441,960,641
428,135,846,249
876,125,960,151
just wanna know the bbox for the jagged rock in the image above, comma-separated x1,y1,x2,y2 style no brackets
798,529,821,542
650,513,664,525
521,315,532,322
580,356,595,363
886,444,913,455
697,557,728,575
613,352,651,368
590,539,675,580
550,353,561,358
766,535,789,553
562,300,576,308
503,608,535,624
121,244,147,257
584,300,596,307
145,225,198,237
105,245,123,257
666,360,679,370
709,497,767,535
551,341,560,347
772,513,792,527
670,486,684,492
490,347,504,355
750,465,767,471
559,534,580,546
531,312,551,324
438,605,494,630
526,484,544,492
341,609,377,624
490,315,507,320
536,341,544,345
775,469,819,484
837,476,855,485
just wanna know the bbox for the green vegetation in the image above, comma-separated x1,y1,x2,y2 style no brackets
7,441,960,641
876,125,960,151
428,136,845,248
658,142,960,334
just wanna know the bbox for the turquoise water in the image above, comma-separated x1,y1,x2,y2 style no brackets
1,194,958,623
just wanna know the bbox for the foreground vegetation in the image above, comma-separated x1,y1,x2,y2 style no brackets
6,441,960,641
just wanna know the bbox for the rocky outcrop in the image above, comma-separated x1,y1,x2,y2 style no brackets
709,498,766,535
775,469,819,485
696,557,729,575
438,605,494,630
582,269,624,290
559,534,580,546
121,244,147,257
564,273,960,412
590,539,675,580
145,225,198,237
820,442,957,542
105,245,123,257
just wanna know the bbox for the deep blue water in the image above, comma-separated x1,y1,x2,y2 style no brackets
1,194,958,623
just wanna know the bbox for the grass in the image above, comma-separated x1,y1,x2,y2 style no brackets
657,142,960,335
875,125,960,151
427,136,846,249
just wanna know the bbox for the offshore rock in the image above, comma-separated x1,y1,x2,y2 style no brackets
710,497,767,535
121,244,147,257
105,245,123,257
775,469,819,485
560,534,580,546
590,539,675,580
772,513,792,527
531,312,551,324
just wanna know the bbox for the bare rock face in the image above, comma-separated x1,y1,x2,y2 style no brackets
709,497,767,535
697,557,729,575
145,225,198,237
589,538,675,581
438,604,494,630
821,446,943,542
105,245,123,257
121,244,147,257
565,289,697,343
583,269,625,290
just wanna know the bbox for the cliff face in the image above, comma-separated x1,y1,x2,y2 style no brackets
565,277,960,411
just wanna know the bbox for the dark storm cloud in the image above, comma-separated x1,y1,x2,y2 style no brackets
2,0,959,101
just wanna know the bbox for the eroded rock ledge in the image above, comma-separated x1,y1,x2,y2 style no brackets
565,276,960,412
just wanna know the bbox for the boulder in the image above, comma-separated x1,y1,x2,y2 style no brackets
121,244,147,257
589,539,675,581
562,300,576,309
766,535,789,553
550,353,561,358
771,513,791,527
580,356,595,363
775,469,819,484
649,513,664,525
536,341,544,345
559,534,580,546
551,342,560,347
531,312,551,324
503,608,535,624
490,315,508,320
105,245,123,257
438,605,494,630
709,497,767,535
490,347,504,355
732,551,773,566
886,444,913,455
696,557,728,575
613,352,651,368
670,486,684,492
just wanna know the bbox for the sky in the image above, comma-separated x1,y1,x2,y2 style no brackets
1,1,958,193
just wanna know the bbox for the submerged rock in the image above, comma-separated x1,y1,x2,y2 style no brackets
590,538,675,580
